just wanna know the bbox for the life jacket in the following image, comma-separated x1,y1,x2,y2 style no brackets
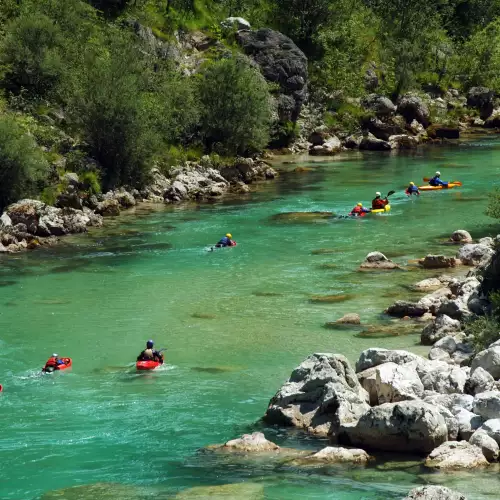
429,176,440,186
45,357,58,368
351,206,363,215
372,198,387,209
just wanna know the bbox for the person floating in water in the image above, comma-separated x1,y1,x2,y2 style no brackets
137,340,164,363
406,182,420,196
215,233,236,248
349,203,370,216
429,171,448,187
371,191,389,210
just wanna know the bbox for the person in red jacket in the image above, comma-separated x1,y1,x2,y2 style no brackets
43,354,65,372
349,203,370,216
372,192,389,210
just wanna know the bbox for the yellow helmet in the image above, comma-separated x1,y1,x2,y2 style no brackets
410,181,414,185
357,203,363,207
226,233,232,238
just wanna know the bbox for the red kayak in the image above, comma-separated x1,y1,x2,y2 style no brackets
0,384,3,392
136,360,163,371
42,357,72,373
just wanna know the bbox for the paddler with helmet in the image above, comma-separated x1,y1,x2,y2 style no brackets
137,340,164,363
215,233,235,248
371,191,389,210
406,182,420,196
349,202,370,216
429,171,448,187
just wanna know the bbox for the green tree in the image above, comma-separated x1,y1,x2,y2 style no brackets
273,0,332,54
0,13,65,96
486,187,500,219
198,56,272,156
0,115,48,210
69,32,162,189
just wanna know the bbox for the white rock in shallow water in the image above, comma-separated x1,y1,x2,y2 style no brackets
374,362,424,404
424,441,489,469
298,446,371,464
339,401,448,453
469,430,499,462
217,432,279,452
404,485,467,500
264,353,369,437
473,391,500,419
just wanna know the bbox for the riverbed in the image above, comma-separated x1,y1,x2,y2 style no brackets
1,138,500,499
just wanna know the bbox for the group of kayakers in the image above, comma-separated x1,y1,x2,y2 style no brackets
349,172,449,216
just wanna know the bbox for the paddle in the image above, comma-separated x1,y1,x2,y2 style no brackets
386,190,395,198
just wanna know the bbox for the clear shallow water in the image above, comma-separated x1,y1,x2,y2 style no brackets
1,138,500,499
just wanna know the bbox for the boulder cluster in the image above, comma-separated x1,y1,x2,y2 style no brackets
0,156,277,253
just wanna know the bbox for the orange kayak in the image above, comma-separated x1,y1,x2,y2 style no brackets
419,182,462,191
42,357,72,373
136,360,163,371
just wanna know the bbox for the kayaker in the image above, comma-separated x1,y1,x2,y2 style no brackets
44,354,65,370
406,182,420,196
349,203,370,216
372,192,389,210
215,233,235,248
137,340,163,363
429,171,448,187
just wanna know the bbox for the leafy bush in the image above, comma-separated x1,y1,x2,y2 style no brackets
0,13,65,96
486,187,500,219
465,292,500,351
0,115,48,209
80,171,101,195
198,56,272,156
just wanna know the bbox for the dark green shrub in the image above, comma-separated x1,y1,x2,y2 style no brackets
0,115,48,209
465,292,500,351
198,56,272,156
486,188,500,220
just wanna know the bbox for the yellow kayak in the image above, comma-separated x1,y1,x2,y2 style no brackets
371,204,391,214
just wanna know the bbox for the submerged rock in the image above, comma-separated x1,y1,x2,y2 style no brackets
360,251,400,270
335,313,361,325
175,483,264,499
269,211,333,224
41,482,142,500
403,485,467,500
310,294,354,303
424,441,489,469
264,353,369,438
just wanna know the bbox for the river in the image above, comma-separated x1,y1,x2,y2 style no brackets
1,137,500,499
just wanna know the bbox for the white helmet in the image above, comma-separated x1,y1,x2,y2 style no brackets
52,353,58,357
375,191,381,196
436,171,441,176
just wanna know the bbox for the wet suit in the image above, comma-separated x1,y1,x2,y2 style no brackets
429,176,448,187
215,236,234,248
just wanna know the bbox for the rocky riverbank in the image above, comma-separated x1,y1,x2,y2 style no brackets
200,230,500,500
0,156,277,253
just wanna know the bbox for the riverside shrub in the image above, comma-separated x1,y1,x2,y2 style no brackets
0,115,48,210
198,56,272,156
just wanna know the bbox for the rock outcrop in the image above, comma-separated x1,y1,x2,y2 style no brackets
467,87,494,119
450,230,473,244
457,243,494,266
339,401,448,453
473,391,500,419
359,252,400,270
469,430,499,461
424,441,489,469
236,28,308,123
295,446,371,465
208,432,279,453
361,94,396,116
264,353,369,438
398,94,430,127
421,315,461,345
419,255,458,269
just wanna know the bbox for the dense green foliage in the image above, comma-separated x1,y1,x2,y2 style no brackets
486,187,500,219
465,292,500,350
1,0,500,205
0,115,48,208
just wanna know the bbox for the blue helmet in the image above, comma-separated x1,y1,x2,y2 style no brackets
146,339,154,348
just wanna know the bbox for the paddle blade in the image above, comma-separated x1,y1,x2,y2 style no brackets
387,190,395,197
423,177,431,182
452,181,462,186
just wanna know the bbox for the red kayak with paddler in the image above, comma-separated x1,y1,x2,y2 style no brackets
42,354,72,373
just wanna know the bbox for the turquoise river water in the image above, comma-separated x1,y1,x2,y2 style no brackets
1,137,500,499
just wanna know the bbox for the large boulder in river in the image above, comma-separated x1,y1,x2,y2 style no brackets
356,348,421,372
397,94,430,127
403,485,468,500
457,243,494,266
95,198,120,217
209,432,279,453
236,28,307,123
385,300,428,317
467,87,495,119
339,401,448,453
295,446,371,465
361,94,396,116
372,362,424,404
450,230,473,244
419,254,458,269
424,441,489,469
471,346,500,379
264,353,369,438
